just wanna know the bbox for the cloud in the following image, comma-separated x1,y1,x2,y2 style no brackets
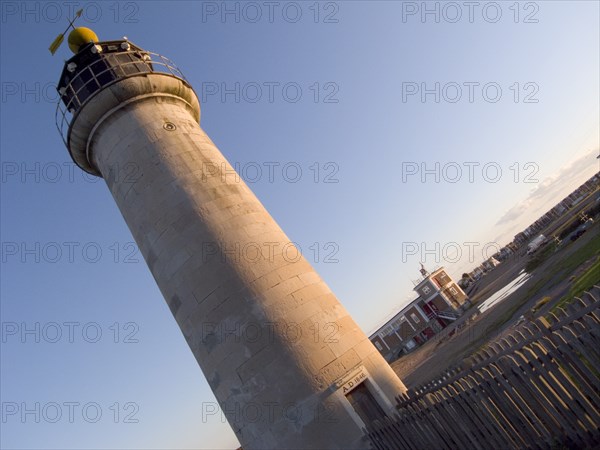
493,147,599,241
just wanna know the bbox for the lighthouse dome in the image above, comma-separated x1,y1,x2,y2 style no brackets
68,27,98,54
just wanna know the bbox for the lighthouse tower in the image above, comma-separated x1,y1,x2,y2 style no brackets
55,28,406,449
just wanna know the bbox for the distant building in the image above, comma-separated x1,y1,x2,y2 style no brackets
512,171,600,247
494,246,514,262
482,256,501,271
414,265,470,314
369,266,469,362
370,302,433,361
469,266,485,280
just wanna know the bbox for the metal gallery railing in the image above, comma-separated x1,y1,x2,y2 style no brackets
55,49,188,147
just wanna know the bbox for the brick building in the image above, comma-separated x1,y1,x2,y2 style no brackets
370,266,469,362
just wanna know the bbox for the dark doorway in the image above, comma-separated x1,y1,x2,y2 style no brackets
345,382,386,425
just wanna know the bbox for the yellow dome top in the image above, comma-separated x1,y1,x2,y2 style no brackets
67,27,98,54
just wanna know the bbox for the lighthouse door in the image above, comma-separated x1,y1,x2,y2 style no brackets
345,382,386,424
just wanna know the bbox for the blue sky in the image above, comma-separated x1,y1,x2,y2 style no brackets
1,1,598,448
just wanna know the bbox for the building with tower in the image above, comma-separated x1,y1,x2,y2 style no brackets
370,265,469,361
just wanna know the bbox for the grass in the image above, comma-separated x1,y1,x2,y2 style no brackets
552,257,600,311
554,232,600,274
525,242,557,273
527,231,600,299
569,258,600,297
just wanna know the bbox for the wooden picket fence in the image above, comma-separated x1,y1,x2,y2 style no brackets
365,286,600,449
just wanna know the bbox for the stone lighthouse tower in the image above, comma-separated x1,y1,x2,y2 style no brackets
55,28,406,449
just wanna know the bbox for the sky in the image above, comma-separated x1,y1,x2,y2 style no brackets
1,1,598,448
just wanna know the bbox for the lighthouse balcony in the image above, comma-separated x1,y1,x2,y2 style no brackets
55,40,187,147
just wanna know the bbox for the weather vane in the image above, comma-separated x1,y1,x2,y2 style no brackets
48,8,84,55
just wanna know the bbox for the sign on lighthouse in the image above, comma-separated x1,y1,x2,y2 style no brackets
53,24,406,449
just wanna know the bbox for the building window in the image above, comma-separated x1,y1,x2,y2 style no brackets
410,313,420,324
374,341,383,351
449,286,458,295
422,286,431,295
